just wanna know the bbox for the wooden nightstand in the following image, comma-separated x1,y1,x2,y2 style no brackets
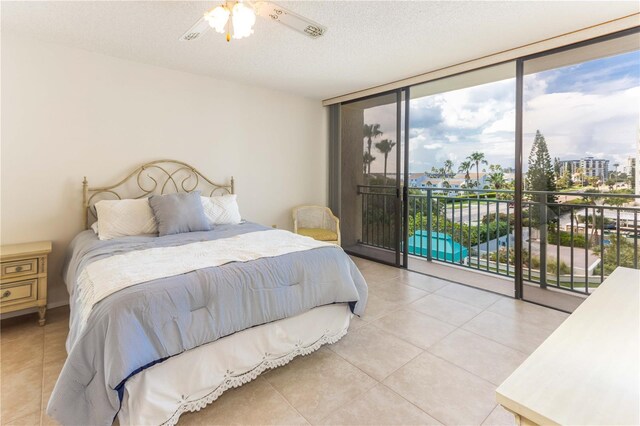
0,241,52,326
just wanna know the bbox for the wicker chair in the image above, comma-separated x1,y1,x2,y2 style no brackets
292,205,341,245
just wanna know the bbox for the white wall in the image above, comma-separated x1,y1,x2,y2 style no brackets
1,35,328,307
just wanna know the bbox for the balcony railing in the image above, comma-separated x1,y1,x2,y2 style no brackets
357,185,640,295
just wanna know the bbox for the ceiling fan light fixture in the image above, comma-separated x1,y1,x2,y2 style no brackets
231,2,256,39
205,5,231,34
180,1,326,43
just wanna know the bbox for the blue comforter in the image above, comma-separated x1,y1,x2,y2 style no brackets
47,222,367,426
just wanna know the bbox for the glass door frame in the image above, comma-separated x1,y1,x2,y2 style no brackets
335,27,639,311
339,88,410,268
516,26,640,308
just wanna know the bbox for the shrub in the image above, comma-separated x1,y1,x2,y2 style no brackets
548,231,587,248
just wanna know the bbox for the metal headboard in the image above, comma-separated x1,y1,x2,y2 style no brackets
83,159,234,229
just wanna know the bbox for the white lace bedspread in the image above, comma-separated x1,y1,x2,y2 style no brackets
75,230,334,329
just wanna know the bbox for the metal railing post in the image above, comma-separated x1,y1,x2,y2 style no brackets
426,189,433,262
539,194,548,289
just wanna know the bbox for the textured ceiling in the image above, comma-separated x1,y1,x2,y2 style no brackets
2,1,638,100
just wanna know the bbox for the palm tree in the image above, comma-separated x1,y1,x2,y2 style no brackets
458,160,473,188
363,152,376,175
374,139,396,184
363,124,383,157
432,165,449,189
443,160,454,178
487,165,506,189
467,151,488,188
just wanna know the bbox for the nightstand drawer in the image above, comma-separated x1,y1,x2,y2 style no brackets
0,279,37,306
1,258,38,280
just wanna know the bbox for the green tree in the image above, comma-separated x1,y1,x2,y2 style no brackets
596,236,639,275
431,165,449,188
525,128,557,269
458,160,473,188
363,123,382,158
467,151,488,188
487,164,506,189
553,157,561,180
526,130,557,204
443,160,454,177
605,178,616,191
557,168,573,190
575,167,586,186
374,139,396,185
363,152,376,175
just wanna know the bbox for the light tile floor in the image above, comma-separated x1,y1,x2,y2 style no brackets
0,257,569,425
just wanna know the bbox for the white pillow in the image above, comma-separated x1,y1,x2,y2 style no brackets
91,222,99,234
201,194,242,225
94,199,158,240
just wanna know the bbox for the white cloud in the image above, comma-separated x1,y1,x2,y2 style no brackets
423,143,442,150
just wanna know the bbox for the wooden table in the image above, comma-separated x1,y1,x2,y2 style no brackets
0,241,52,325
496,267,640,426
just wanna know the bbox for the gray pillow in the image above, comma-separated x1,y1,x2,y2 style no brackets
149,191,211,236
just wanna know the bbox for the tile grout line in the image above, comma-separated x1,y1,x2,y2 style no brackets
261,377,310,425
431,288,504,311
377,381,449,426
423,346,502,389
265,346,379,426
317,345,390,422
366,296,528,389
458,304,556,355
454,296,536,355
357,289,511,422
364,305,503,393
457,323,531,357
367,314,457,355
479,404,501,426
323,322,442,421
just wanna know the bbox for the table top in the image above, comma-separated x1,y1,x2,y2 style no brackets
0,241,52,260
496,267,640,426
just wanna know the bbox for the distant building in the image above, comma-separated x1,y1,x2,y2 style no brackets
558,156,609,181
624,156,636,176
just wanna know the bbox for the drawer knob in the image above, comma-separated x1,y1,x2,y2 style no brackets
15,266,23,272
2,290,11,299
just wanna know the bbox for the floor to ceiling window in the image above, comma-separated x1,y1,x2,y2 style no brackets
520,31,640,310
331,28,640,311
406,63,516,295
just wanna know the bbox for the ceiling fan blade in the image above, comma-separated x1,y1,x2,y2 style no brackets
179,16,210,41
253,1,327,39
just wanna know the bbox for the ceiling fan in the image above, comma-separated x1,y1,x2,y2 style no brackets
180,1,327,42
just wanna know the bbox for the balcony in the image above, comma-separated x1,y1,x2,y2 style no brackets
352,185,639,305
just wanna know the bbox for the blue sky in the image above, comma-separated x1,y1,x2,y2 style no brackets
364,49,639,175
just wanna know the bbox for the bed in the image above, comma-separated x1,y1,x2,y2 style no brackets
46,160,368,426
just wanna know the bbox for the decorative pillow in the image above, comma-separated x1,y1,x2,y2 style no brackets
95,199,158,240
149,191,211,236
201,194,242,225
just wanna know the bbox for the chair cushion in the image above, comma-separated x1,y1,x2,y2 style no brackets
297,228,338,242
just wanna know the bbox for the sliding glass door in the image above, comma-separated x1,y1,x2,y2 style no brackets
406,63,517,295
520,31,640,310
331,28,639,311
339,90,407,266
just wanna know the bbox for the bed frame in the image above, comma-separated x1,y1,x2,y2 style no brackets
82,159,234,229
